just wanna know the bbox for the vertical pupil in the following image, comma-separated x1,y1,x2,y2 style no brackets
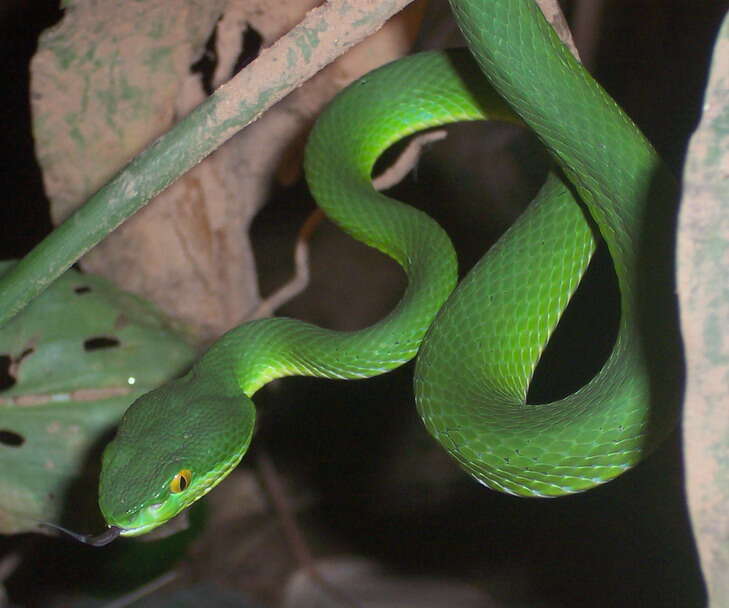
178,474,187,490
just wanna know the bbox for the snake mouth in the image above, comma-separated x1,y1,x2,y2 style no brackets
116,520,164,537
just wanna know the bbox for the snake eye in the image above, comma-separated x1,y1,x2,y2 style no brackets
170,469,192,493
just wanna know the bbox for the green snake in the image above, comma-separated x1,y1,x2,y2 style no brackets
75,0,679,543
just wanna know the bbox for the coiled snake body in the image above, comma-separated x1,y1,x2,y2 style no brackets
96,0,678,537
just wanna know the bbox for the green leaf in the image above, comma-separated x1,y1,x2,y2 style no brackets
0,261,195,534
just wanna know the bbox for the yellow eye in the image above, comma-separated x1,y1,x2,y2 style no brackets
170,469,192,493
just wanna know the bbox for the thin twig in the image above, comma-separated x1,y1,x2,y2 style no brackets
247,209,324,321
256,451,363,608
0,0,416,328
249,129,448,320
101,571,179,608
372,130,447,190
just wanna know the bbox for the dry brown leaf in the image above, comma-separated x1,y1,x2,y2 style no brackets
31,0,425,340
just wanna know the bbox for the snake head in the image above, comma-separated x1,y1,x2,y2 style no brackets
98,370,255,537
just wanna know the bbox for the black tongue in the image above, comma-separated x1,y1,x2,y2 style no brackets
40,522,122,547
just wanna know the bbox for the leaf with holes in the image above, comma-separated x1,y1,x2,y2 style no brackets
0,261,196,534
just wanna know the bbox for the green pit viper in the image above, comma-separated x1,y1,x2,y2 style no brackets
65,0,680,544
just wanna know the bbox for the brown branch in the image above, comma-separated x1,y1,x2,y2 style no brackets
256,451,363,608
211,0,419,140
101,571,180,608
